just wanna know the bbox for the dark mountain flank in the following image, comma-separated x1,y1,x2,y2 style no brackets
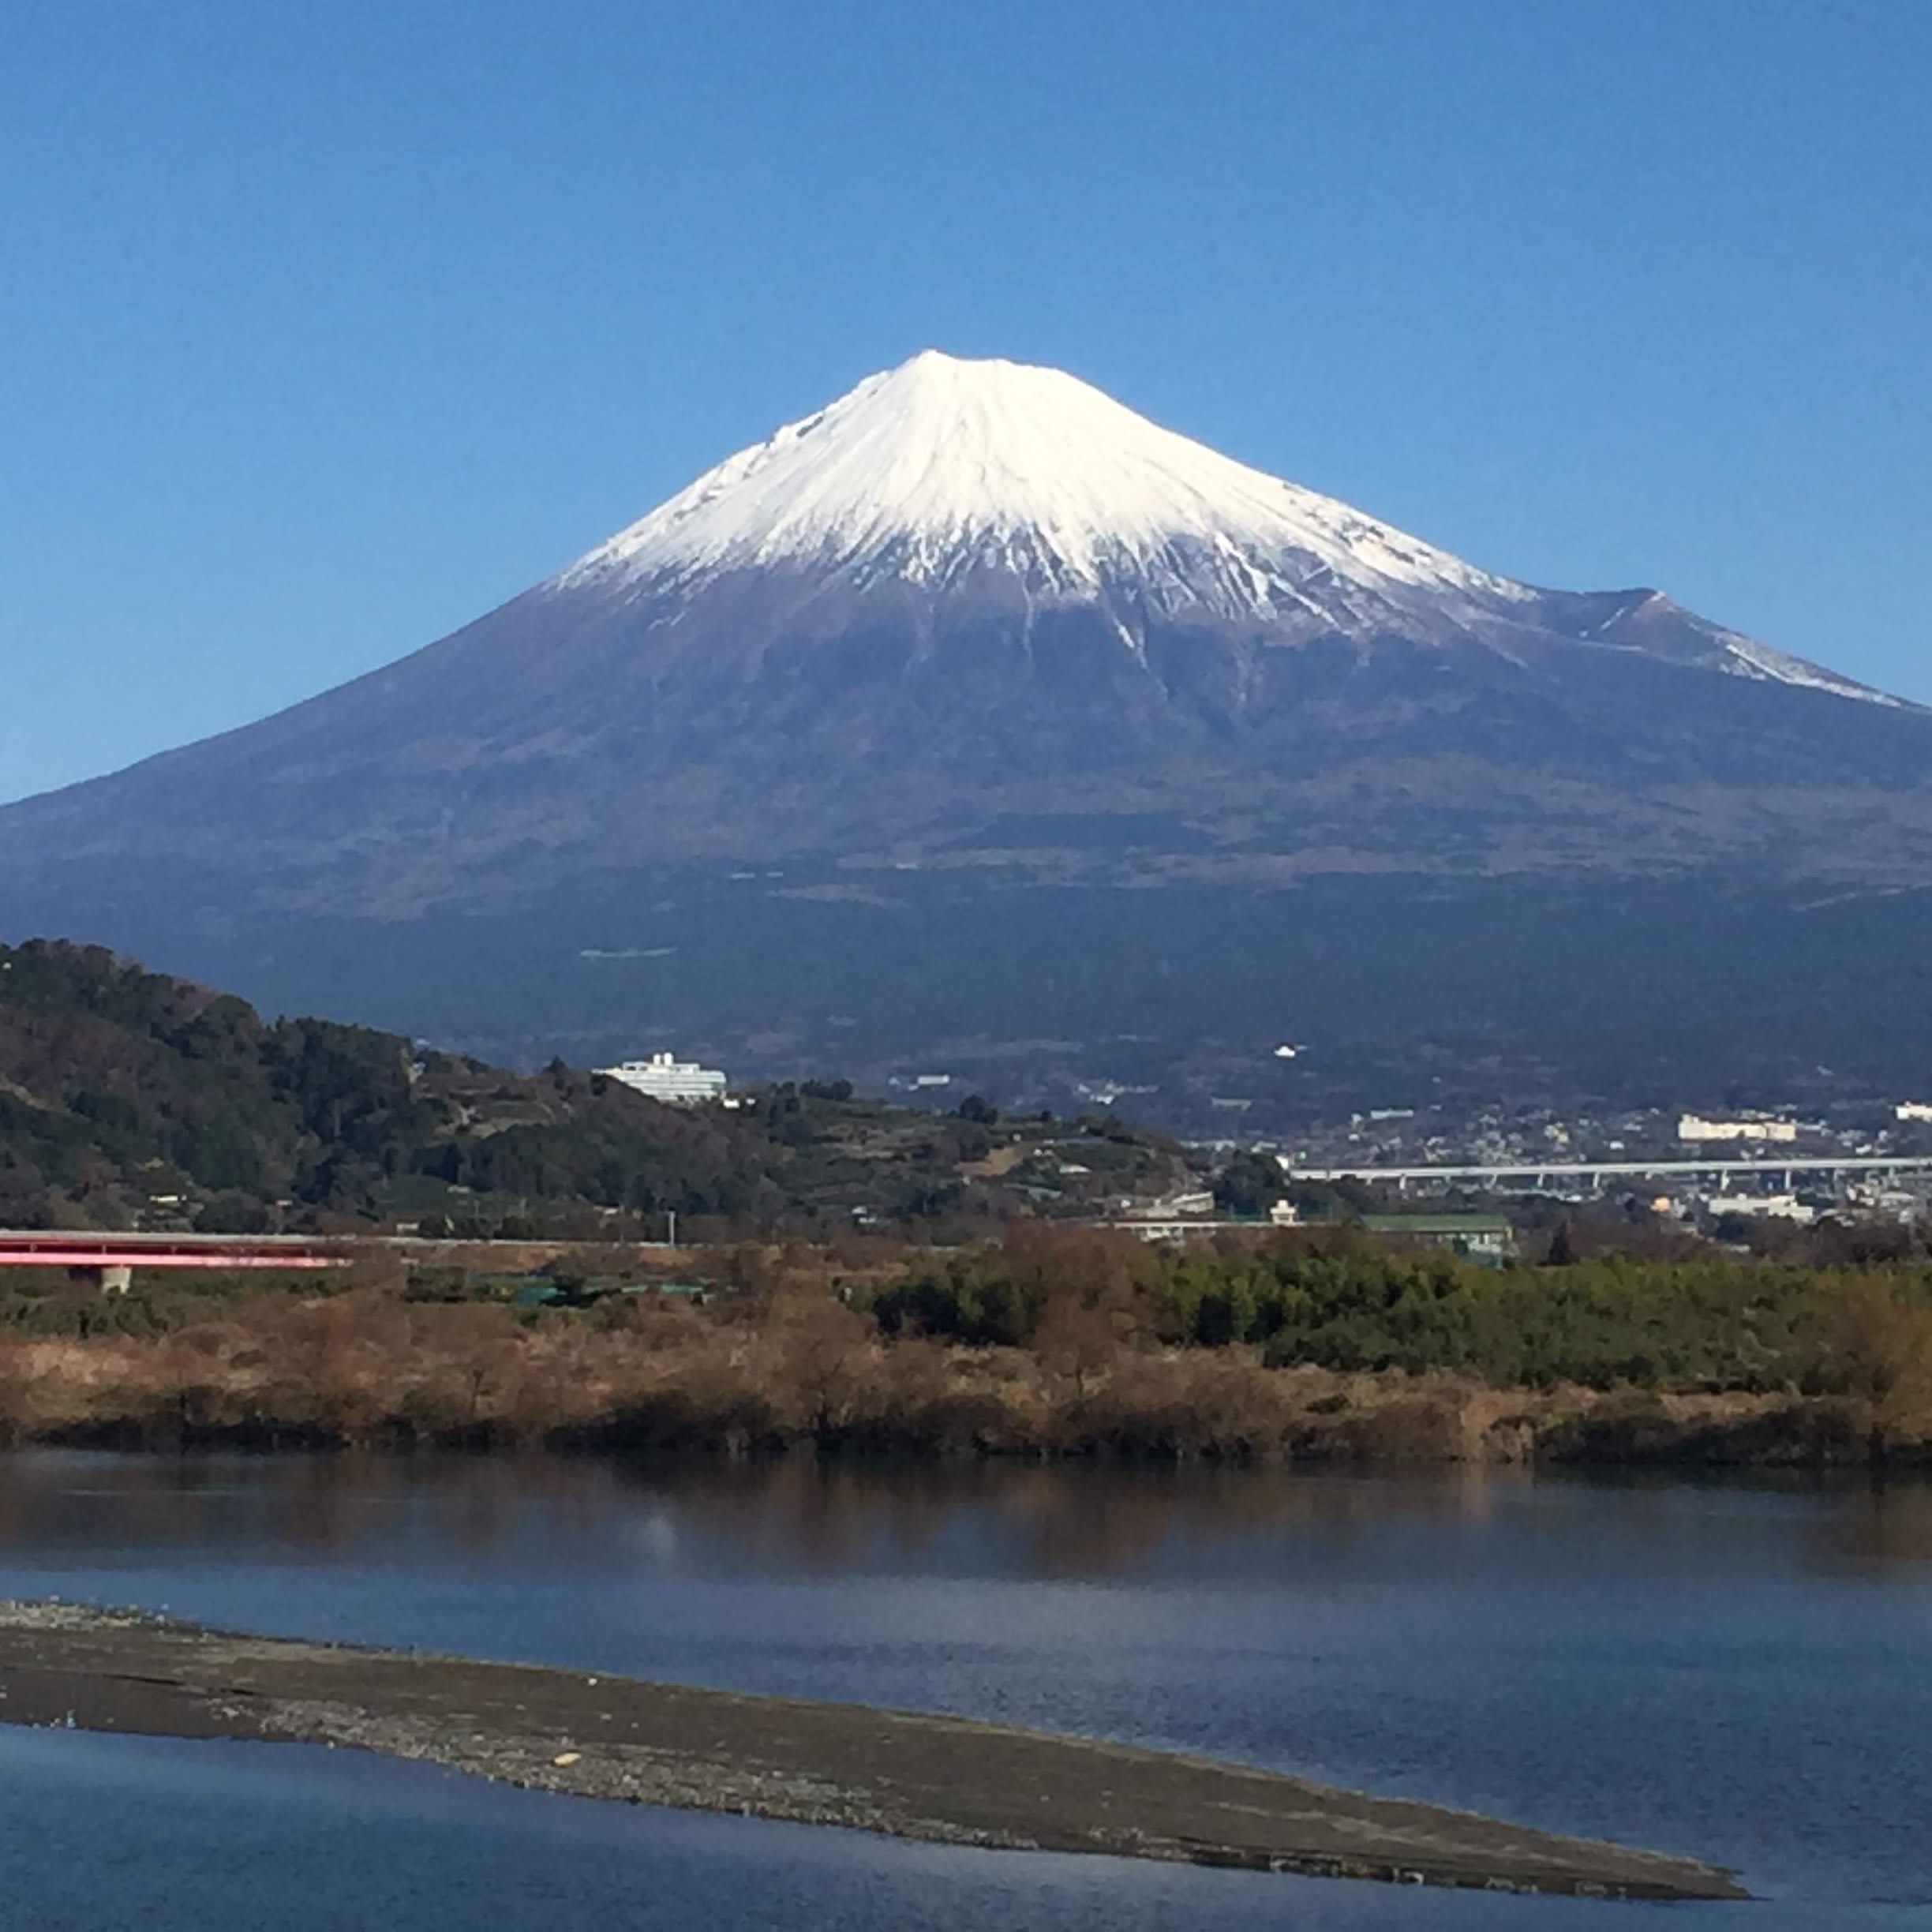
4,353,1929,1121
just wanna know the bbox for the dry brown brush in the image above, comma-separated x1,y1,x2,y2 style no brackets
3,1261,1931,1468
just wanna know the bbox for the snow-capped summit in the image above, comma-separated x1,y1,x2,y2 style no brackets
545,351,1895,708
556,349,1527,619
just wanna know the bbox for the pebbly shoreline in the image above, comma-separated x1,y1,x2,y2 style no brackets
0,1598,1746,1900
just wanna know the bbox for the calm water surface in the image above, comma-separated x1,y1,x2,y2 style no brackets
1,1451,1927,1930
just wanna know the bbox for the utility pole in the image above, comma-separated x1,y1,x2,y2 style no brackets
667,1209,677,1251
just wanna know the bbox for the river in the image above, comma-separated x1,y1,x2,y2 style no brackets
0,1452,1926,1928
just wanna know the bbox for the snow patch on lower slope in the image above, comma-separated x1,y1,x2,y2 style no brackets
1717,633,1904,708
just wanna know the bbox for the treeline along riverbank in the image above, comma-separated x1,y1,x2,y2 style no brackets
3,1227,1930,1466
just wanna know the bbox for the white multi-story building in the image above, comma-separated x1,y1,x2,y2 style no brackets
597,1051,728,1104
1705,1192,1814,1223
1677,1114,1799,1144
1896,1102,1932,1123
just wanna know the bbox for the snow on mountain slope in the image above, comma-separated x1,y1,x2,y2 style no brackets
553,349,1532,618
1716,627,1904,706
547,350,1900,709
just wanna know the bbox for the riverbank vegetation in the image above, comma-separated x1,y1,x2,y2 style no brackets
2,1227,1930,1467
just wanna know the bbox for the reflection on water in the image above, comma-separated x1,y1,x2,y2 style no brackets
1,1450,1930,1916
2,1449,1928,1580
1801,1479,1932,1568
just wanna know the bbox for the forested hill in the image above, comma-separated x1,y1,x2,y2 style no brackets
0,941,1187,1236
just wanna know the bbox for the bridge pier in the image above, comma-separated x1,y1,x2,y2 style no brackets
67,1264,133,1295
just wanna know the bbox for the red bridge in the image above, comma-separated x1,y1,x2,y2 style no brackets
0,1231,357,1293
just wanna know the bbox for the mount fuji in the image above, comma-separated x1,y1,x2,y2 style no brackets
5,351,1930,1118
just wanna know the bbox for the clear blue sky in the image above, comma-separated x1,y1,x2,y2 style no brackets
4,0,1929,803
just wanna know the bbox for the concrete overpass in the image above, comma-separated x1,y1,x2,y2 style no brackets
1279,1155,1932,1193
0,1231,356,1294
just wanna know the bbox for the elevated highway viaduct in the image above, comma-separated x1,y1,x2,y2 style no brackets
1279,1155,1932,1193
